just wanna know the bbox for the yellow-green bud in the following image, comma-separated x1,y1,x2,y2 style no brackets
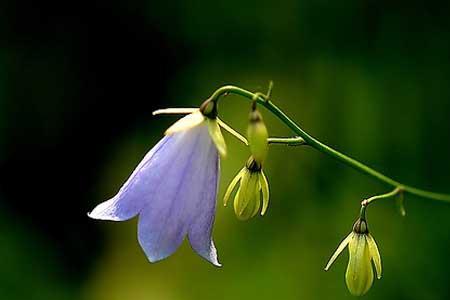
223,157,270,220
345,233,374,296
325,218,382,296
247,105,268,164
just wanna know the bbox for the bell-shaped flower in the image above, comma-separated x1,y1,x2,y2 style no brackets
325,218,382,296
223,157,270,220
88,100,237,266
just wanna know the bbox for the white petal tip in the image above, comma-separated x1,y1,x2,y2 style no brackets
87,210,100,219
164,111,205,134
212,261,222,268
153,108,197,116
87,203,123,221
202,254,222,268
87,211,121,221
146,256,162,264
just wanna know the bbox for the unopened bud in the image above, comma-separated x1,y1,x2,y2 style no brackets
247,104,268,164
223,157,270,220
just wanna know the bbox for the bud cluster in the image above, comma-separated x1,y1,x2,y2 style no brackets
223,101,271,220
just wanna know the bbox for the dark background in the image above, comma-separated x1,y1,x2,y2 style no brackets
1,1,449,299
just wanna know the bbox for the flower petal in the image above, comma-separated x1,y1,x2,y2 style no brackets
88,135,175,221
346,234,374,296
259,171,270,216
238,192,258,220
165,110,205,135
325,232,352,271
239,173,259,215
187,144,221,266
136,126,221,265
234,170,249,217
223,167,245,207
250,182,261,218
207,119,227,157
366,234,382,279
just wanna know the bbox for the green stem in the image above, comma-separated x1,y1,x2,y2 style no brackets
362,187,403,206
208,85,450,203
359,205,367,220
268,136,306,145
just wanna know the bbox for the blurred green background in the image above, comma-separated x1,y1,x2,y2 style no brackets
1,1,449,299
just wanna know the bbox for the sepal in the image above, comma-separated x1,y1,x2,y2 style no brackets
325,233,353,271
207,118,227,157
366,234,382,279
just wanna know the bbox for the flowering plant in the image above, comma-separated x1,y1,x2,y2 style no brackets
89,83,450,296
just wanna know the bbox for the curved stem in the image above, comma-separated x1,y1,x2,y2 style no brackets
361,187,403,206
268,136,306,146
208,85,450,203
359,205,367,220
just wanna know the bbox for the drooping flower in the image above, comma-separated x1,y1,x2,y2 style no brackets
223,102,270,220
88,100,234,266
325,217,382,296
224,157,270,220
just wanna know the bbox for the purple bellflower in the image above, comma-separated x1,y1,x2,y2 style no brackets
88,101,238,267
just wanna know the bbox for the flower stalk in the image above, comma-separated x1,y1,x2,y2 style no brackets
206,85,450,204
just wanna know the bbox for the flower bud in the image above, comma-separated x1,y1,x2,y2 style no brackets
247,104,268,164
325,217,382,296
345,233,374,296
223,157,270,220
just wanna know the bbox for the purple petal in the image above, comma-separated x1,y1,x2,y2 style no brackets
88,132,182,221
137,125,220,265
187,145,220,266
